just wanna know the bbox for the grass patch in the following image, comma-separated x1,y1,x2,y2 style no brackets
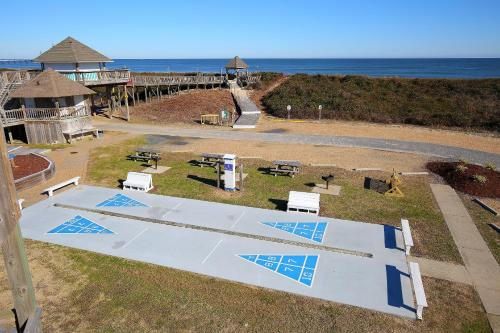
462,196,500,264
87,138,461,263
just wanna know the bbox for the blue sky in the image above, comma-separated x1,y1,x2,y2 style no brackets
1,0,500,59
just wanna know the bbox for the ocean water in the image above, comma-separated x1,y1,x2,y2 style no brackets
2,58,500,78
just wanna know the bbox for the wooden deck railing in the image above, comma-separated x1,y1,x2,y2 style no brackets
1,105,90,126
131,74,225,86
61,70,131,85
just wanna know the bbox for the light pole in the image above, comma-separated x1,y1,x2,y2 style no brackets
318,105,323,121
287,105,291,120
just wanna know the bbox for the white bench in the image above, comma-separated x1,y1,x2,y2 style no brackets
123,172,153,192
43,177,80,197
287,191,320,215
401,219,414,255
409,262,428,320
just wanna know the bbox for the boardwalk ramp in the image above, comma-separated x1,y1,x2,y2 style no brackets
230,81,261,129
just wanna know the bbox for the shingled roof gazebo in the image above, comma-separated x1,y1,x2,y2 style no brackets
10,69,95,107
33,36,112,71
225,56,249,78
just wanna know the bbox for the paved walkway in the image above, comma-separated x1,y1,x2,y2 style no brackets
408,256,472,285
95,121,500,167
430,184,500,333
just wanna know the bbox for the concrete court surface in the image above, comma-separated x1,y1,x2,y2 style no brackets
19,185,416,318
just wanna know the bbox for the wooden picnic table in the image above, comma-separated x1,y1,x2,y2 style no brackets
271,160,301,178
197,153,225,168
129,147,162,169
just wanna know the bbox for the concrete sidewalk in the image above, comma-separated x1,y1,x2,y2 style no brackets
430,184,500,333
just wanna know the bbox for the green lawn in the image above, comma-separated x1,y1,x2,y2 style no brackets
22,240,489,333
87,137,461,264
463,197,500,264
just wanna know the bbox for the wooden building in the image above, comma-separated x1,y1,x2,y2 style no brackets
5,69,96,144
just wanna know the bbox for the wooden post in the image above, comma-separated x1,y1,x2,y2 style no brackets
55,101,61,120
239,163,244,191
216,162,221,189
7,128,13,144
145,86,148,103
131,87,136,107
124,85,130,122
0,129,40,331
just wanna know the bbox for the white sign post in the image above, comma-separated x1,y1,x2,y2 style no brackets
318,104,323,120
287,105,291,120
223,154,237,191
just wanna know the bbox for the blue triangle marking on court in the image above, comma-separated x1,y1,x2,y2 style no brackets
261,222,327,243
48,215,115,234
239,254,318,287
96,194,148,207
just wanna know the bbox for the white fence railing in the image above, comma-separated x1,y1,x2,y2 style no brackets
1,105,90,126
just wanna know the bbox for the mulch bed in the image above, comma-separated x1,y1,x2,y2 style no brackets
427,161,500,198
132,90,236,124
11,154,50,180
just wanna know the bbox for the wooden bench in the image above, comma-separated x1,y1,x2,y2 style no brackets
63,127,98,144
201,114,220,125
43,176,80,197
409,262,428,320
123,172,153,192
401,219,414,255
287,191,320,215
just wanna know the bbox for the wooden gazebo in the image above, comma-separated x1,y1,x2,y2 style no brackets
225,56,249,78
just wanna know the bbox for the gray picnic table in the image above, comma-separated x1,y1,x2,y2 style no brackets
271,160,301,178
198,153,225,168
129,147,162,169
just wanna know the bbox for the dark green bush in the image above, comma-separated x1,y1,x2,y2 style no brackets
262,74,500,130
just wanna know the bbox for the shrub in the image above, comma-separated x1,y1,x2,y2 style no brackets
458,158,469,165
261,74,500,130
472,174,487,184
485,162,496,171
455,164,468,173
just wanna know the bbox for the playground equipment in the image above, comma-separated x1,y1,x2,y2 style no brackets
384,170,404,198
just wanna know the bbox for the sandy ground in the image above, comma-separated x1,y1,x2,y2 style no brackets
108,81,500,155
255,116,500,154
148,136,430,172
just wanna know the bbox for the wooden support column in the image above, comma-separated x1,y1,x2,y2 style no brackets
0,129,40,331
55,101,61,120
7,128,13,143
145,86,148,103
124,85,130,122
156,86,160,101
131,87,136,107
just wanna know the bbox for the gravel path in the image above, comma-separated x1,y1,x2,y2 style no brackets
96,122,500,168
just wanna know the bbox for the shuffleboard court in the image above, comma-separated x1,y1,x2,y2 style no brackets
19,185,416,318
44,185,407,259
